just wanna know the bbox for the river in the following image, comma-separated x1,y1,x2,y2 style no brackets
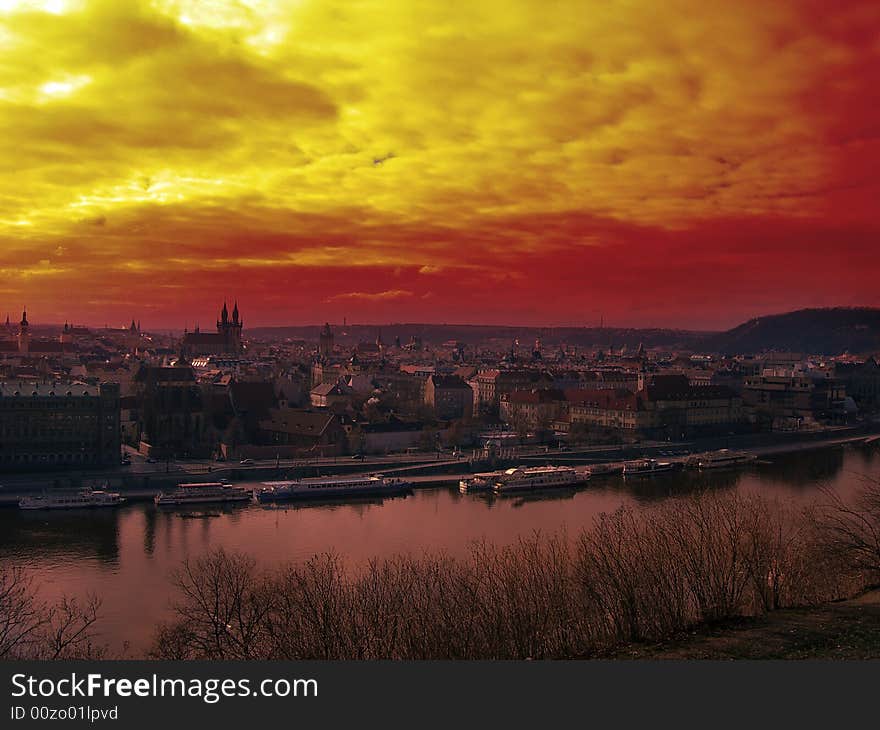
1,443,878,655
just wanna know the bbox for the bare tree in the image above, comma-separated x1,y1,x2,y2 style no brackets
812,477,880,583
0,565,105,660
151,549,276,660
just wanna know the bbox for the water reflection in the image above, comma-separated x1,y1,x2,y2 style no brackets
0,445,877,653
0,508,122,564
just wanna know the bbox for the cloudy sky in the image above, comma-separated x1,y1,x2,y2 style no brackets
1,0,878,330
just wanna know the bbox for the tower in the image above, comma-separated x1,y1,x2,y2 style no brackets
127,318,141,354
230,301,242,351
216,300,242,354
17,308,29,355
319,322,334,359
376,328,384,356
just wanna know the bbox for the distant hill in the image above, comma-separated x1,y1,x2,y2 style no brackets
247,308,880,356
247,323,708,350
706,308,880,355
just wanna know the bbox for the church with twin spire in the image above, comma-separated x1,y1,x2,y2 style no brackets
180,301,244,356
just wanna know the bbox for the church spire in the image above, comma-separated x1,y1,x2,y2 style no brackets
232,300,239,324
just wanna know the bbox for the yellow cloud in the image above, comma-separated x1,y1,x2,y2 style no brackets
0,0,875,321
326,290,413,302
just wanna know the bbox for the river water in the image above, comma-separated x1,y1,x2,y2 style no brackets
2,444,878,654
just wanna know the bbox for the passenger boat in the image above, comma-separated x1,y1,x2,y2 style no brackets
19,487,125,510
459,473,497,493
622,459,676,477
696,449,757,469
588,463,623,477
154,482,253,506
493,465,587,493
257,475,411,502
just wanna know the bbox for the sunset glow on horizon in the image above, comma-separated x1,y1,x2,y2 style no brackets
1,0,878,330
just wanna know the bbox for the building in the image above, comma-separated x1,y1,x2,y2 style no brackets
0,381,120,471
131,362,206,456
566,389,649,433
318,322,334,359
470,369,551,416
180,302,243,356
17,309,29,354
425,374,474,420
500,388,565,430
310,380,352,409
503,376,746,439
835,357,880,412
258,408,346,455
742,372,848,429
640,378,746,439
0,310,70,358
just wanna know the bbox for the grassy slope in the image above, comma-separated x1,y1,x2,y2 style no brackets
608,589,880,660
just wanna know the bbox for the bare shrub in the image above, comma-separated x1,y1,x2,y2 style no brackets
0,565,105,659
150,549,276,659
151,481,880,660
810,477,880,588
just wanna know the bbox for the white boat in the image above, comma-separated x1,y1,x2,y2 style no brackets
459,473,497,493
257,475,411,502
588,463,623,477
493,465,586,493
19,487,126,510
623,459,676,477
154,482,253,506
697,450,756,469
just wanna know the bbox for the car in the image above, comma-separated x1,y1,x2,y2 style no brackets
239,458,254,465
146,457,157,463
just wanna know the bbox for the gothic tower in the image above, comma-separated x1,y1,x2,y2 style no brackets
17,308,29,355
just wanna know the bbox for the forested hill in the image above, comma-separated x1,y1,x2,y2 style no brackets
706,308,880,355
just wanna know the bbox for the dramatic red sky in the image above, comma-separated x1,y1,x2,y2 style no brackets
1,0,878,330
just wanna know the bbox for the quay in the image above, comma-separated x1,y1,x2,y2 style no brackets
1,427,877,506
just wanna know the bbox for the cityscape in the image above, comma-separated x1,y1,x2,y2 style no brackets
1,0,879,685
0,304,879,474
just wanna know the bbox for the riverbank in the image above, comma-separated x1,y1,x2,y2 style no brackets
608,589,880,659
1,426,878,504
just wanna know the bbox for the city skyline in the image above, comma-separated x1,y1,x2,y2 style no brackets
1,0,878,329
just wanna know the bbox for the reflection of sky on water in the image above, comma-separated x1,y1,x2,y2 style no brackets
0,445,877,654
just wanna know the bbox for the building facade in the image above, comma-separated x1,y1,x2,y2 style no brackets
0,381,120,470
425,375,474,420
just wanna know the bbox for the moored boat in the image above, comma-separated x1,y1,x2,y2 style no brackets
587,462,623,477
622,459,676,477
459,473,497,493
19,487,126,510
493,465,587,493
696,449,757,469
257,474,411,502
154,482,253,506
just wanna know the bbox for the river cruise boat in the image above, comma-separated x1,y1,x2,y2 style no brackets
459,473,498,493
588,463,623,477
154,482,253,506
697,450,757,469
257,475,412,502
622,459,676,477
19,487,126,511
493,465,586,493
